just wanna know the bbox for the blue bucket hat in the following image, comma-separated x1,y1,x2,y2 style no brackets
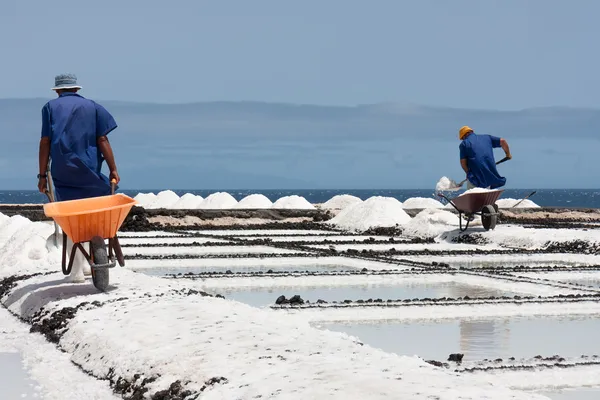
52,73,82,91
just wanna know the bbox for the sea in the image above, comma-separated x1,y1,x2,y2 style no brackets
1,189,599,208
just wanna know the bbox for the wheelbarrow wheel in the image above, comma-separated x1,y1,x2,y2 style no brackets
481,205,498,231
90,236,110,292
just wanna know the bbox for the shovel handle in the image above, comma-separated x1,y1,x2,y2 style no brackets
496,156,511,165
111,179,117,195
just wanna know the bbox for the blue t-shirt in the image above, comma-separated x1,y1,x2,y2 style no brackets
459,133,506,189
41,93,118,201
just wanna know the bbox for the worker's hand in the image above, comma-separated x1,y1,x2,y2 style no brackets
506,153,512,160
38,177,47,194
109,170,120,184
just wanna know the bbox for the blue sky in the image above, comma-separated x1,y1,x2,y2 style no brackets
2,0,599,109
0,0,598,189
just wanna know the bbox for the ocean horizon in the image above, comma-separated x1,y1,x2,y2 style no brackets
2,188,599,208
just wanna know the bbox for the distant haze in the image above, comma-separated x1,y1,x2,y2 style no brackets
2,98,597,190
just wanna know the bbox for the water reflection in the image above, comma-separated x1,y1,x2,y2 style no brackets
321,316,600,362
220,281,516,308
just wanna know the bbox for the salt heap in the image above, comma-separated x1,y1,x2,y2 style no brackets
235,194,273,209
402,197,444,209
321,194,363,210
496,198,540,208
171,193,204,209
462,187,496,194
272,195,315,210
133,192,157,208
199,192,238,209
327,196,411,232
402,208,459,238
146,190,180,209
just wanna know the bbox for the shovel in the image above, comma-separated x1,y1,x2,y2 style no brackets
443,156,511,191
43,162,61,248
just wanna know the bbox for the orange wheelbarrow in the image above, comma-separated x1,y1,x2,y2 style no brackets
43,180,137,291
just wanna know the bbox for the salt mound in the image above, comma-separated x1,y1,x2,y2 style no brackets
321,194,362,210
496,198,540,208
146,190,180,209
402,197,444,209
435,176,455,192
235,194,273,209
133,192,157,208
403,209,458,238
328,196,411,232
462,187,497,195
172,193,204,209
199,192,238,209
272,195,315,210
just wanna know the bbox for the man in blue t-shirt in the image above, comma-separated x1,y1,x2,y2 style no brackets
37,74,121,283
458,126,512,189
37,73,120,201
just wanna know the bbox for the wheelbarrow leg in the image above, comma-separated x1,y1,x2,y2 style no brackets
111,235,125,267
61,232,68,274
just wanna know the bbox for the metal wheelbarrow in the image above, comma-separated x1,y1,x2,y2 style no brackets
43,180,137,291
437,189,504,232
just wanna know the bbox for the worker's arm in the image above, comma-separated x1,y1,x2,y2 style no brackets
38,137,50,193
460,158,469,175
97,135,120,184
500,138,511,159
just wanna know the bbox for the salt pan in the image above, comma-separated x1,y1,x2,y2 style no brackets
321,194,362,210
402,197,444,209
199,192,238,209
272,195,315,210
235,194,273,209
171,193,204,209
328,196,411,232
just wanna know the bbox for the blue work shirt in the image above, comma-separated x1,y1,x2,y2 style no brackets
41,93,117,201
459,133,506,189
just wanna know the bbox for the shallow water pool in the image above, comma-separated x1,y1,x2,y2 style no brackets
319,315,600,362
0,352,39,399
541,387,600,400
220,281,517,308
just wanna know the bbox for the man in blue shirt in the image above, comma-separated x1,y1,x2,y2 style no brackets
458,126,512,189
37,73,120,201
37,74,121,283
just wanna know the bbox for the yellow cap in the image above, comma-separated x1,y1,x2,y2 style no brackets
459,126,473,140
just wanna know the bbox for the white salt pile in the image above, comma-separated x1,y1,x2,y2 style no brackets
171,193,204,209
327,196,411,232
199,192,238,209
496,198,540,208
272,195,315,210
462,187,497,195
402,209,459,238
146,190,180,209
435,176,456,192
133,192,157,208
235,194,273,209
321,194,363,210
402,197,444,209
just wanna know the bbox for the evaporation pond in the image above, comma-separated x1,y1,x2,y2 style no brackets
220,281,517,308
0,352,39,399
321,315,600,362
541,387,600,400
133,264,358,277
